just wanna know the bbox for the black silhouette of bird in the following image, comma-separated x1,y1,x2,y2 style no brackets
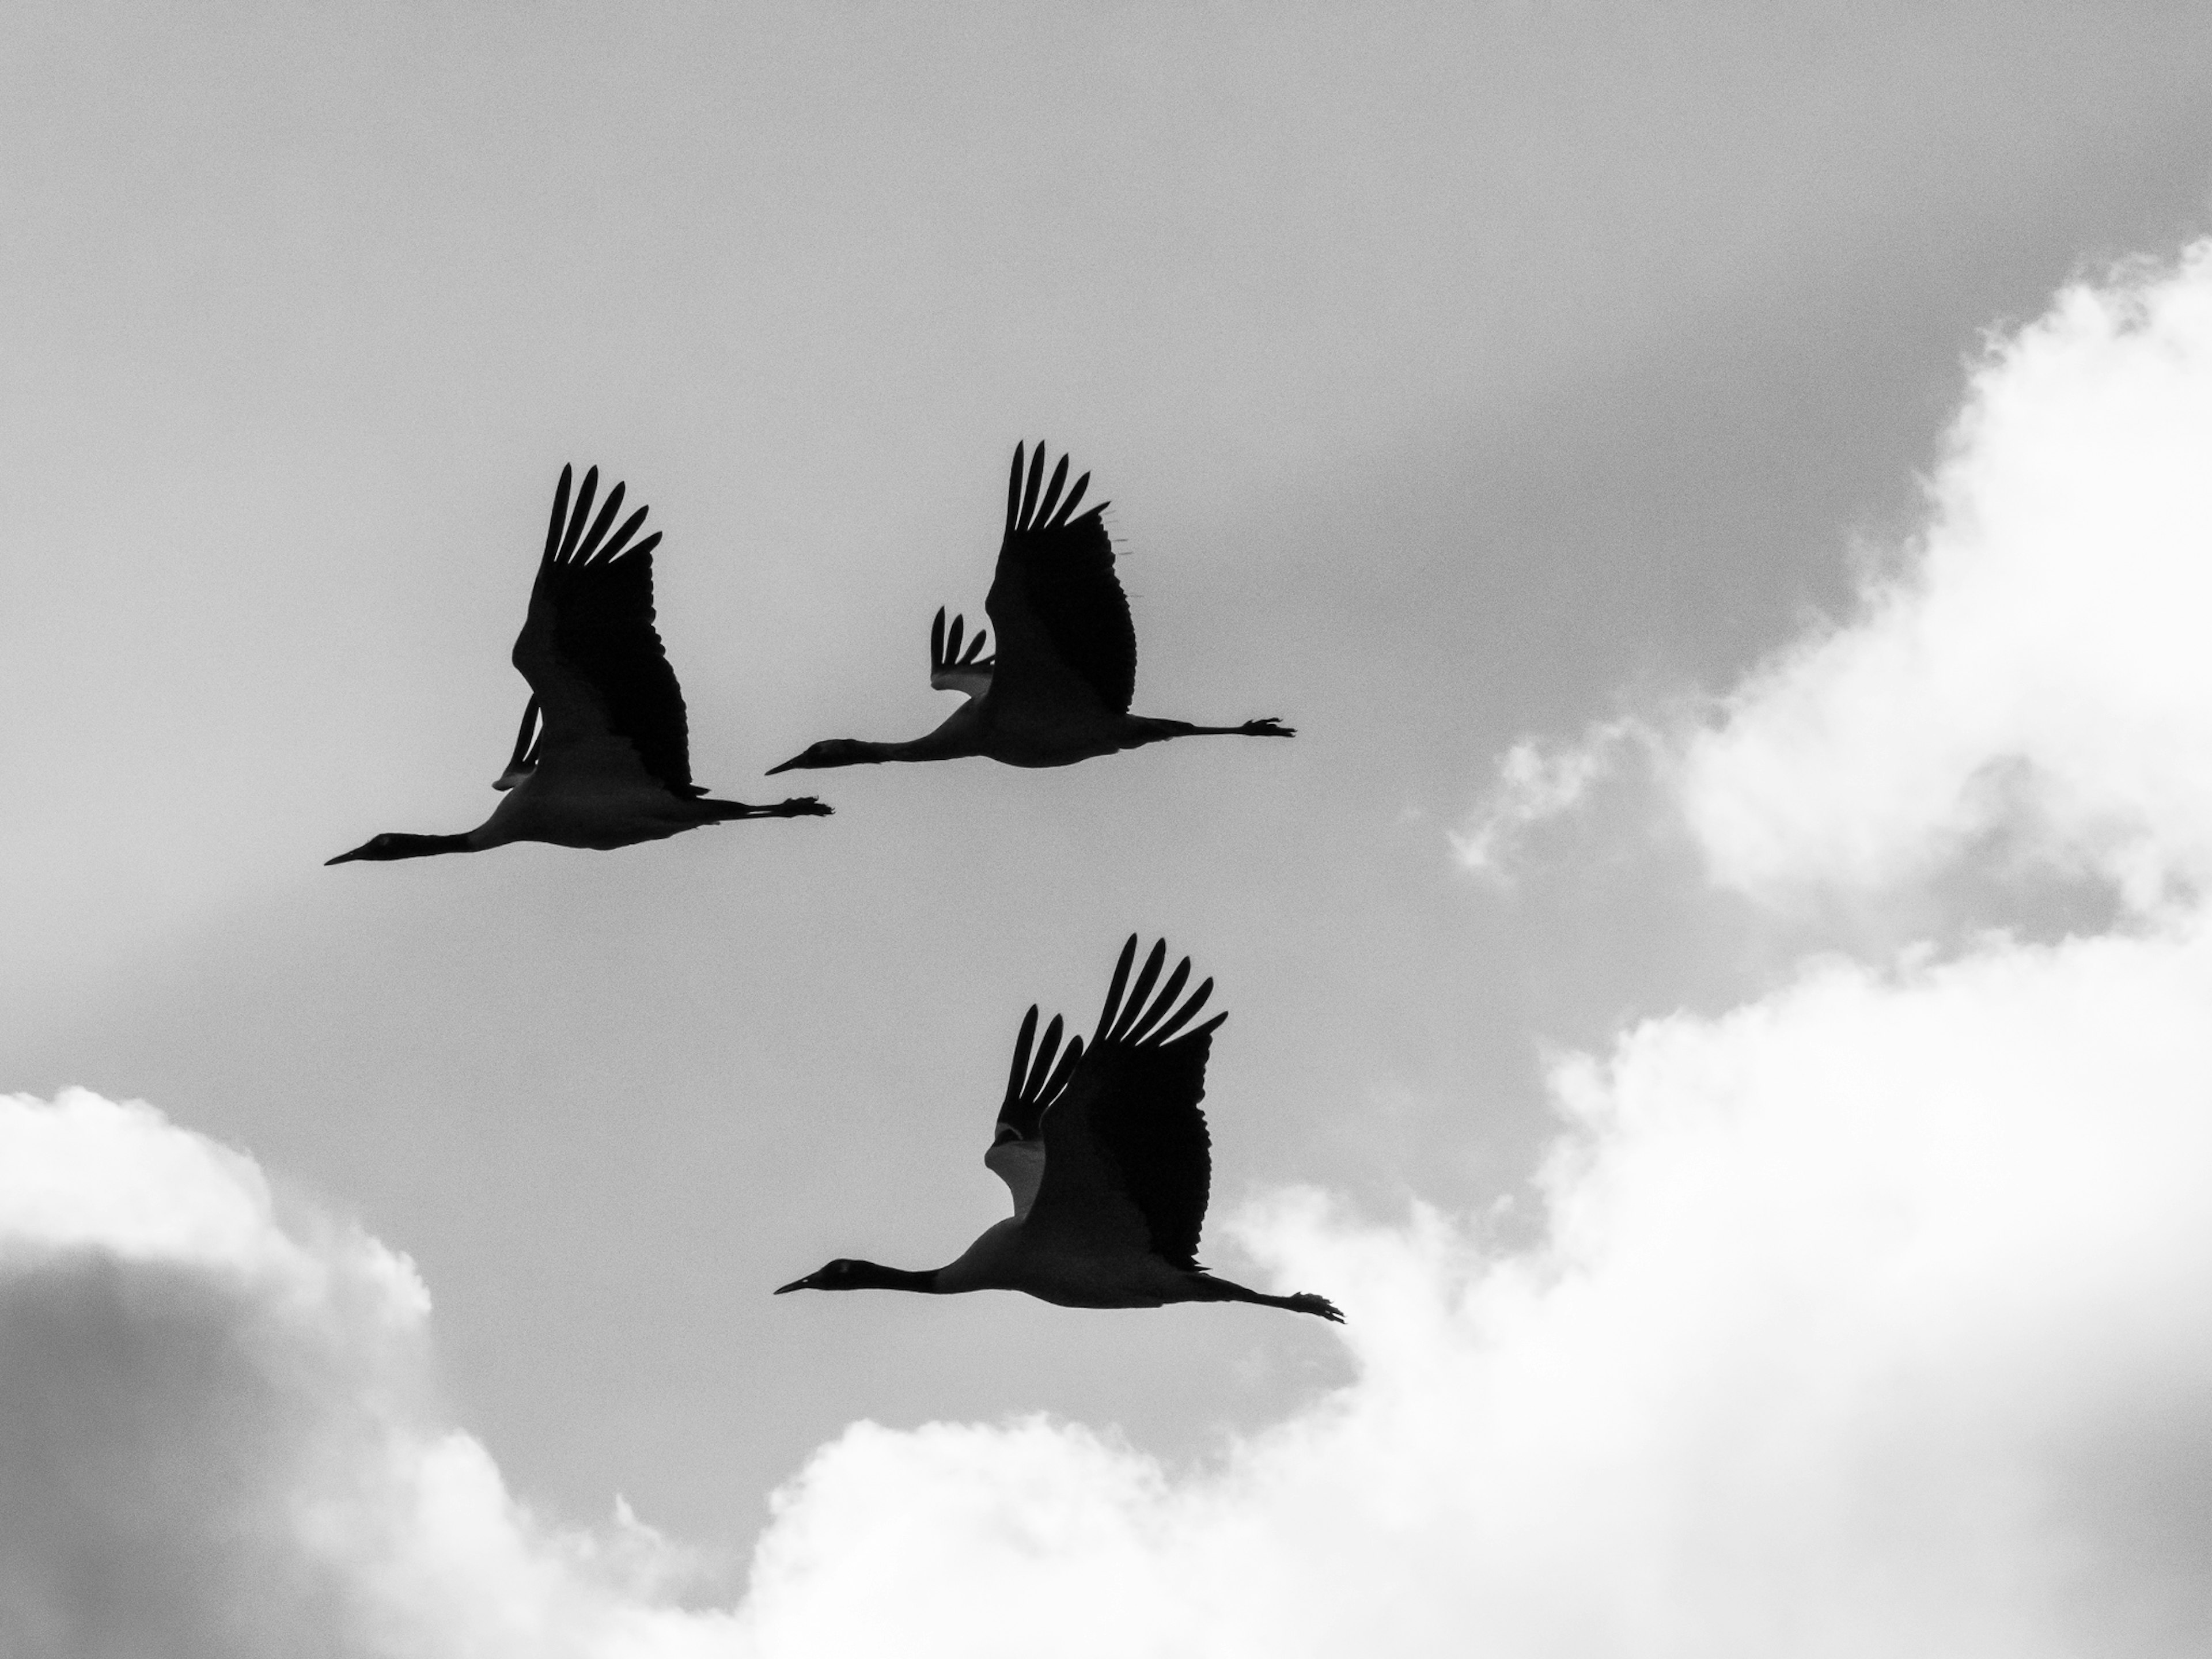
767,443,1294,774
776,937,1344,1321
329,465,829,864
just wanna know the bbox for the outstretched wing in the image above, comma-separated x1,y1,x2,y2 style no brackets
929,607,995,700
984,1003,1082,1219
510,465,699,796
982,443,1135,721
1030,937,1224,1270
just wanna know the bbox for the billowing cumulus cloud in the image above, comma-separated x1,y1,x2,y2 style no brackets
1679,243,2212,908
0,1089,733,1659
11,242,2212,1657
746,920,2212,1658
1460,241,2212,916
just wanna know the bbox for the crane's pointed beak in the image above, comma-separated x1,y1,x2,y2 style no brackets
772,1274,813,1294
764,754,804,776
325,846,368,866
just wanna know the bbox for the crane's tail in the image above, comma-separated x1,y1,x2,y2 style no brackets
699,796,834,821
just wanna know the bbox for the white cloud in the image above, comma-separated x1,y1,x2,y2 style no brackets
736,918,2212,1658
1452,719,1653,877
1463,245,2212,914
12,245,2212,1657
0,1089,734,1659
1680,245,2212,909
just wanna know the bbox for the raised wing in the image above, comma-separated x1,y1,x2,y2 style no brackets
930,607,995,700
1029,937,1225,1270
982,443,1135,721
984,1003,1082,1219
510,465,699,796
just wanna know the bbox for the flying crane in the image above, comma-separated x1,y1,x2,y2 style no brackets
776,937,1344,1322
329,465,829,864
768,444,1294,774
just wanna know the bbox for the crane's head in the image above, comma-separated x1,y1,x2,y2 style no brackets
324,831,472,865
766,738,877,775
773,1257,935,1295
774,1258,863,1294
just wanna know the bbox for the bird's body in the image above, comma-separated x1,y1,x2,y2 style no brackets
776,937,1344,1322
922,1219,1132,1306
329,465,828,865
768,444,1294,775
474,749,779,851
929,1215,1244,1309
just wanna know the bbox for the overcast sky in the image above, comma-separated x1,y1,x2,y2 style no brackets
5,6,2212,1656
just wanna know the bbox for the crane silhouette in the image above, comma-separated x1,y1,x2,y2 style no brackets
776,936,1344,1321
768,443,1294,773
329,465,829,863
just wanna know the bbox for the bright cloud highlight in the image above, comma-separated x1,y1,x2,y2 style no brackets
1680,244,2212,908
10,242,2212,1657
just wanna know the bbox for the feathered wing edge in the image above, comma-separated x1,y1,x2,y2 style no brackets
1073,936,1226,1271
987,441,1136,717
929,606,996,698
935,437,1103,702
1004,442,1096,539
992,933,1220,1153
986,1004,1081,1219
997,1004,1084,1143
515,463,706,797
541,463,660,577
517,463,664,690
501,459,646,787
1089,935,1223,1052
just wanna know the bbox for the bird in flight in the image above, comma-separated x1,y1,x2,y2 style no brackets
775,936,1344,1321
767,443,1294,774
329,465,830,864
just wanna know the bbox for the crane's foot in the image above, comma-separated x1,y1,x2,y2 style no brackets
1286,1292,1344,1323
772,796,834,817
1240,718,1296,737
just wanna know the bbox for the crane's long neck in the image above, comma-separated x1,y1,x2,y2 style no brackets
361,831,483,861
875,706,988,764
768,714,986,774
856,738,955,766
778,725,986,778
842,1260,949,1293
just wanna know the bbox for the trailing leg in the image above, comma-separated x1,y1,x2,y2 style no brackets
699,796,834,821
1176,1271,1344,1323
1122,715,1297,747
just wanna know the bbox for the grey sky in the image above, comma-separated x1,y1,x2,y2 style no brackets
5,2,2210,1558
